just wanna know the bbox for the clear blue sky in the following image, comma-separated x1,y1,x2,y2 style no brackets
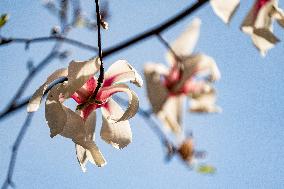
0,0,284,188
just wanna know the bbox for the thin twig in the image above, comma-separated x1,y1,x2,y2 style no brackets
92,0,104,97
76,0,104,110
1,113,34,189
0,36,98,52
156,33,181,62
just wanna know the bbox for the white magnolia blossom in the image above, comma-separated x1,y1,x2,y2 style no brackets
144,18,221,134
211,0,284,56
28,57,143,172
241,0,284,56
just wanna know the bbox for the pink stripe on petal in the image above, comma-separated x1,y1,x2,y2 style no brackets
85,77,97,93
97,86,125,102
256,0,270,11
254,0,271,16
71,77,97,104
103,73,127,87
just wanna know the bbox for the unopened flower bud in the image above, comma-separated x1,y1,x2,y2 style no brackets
177,138,194,163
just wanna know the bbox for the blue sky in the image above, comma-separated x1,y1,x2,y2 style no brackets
0,0,284,188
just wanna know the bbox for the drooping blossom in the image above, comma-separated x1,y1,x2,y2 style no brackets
210,0,284,56
28,57,143,172
144,18,221,134
241,0,284,56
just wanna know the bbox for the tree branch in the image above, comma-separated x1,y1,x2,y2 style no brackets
102,0,209,58
0,36,98,52
1,113,34,189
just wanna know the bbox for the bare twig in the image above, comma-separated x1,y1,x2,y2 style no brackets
1,113,34,189
156,33,181,62
92,0,104,97
0,36,98,52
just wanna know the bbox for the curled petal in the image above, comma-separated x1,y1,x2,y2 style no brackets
157,96,183,134
144,63,169,113
194,54,221,82
99,84,139,122
101,99,132,149
27,68,67,112
64,57,100,98
104,60,143,87
241,0,281,56
189,88,221,113
210,0,240,23
166,18,201,65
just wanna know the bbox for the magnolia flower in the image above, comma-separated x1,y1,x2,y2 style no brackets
210,0,240,23
211,0,284,56
28,57,143,172
241,0,284,56
144,18,221,134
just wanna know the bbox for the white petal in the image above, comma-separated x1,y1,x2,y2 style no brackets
74,111,106,170
251,29,279,56
27,68,67,112
166,18,201,65
64,57,100,98
210,0,240,23
45,83,67,137
171,54,220,94
104,59,143,87
144,63,169,113
241,0,280,56
194,54,221,82
75,144,89,172
76,142,106,169
101,99,132,149
99,84,139,122
157,96,183,134
189,88,221,113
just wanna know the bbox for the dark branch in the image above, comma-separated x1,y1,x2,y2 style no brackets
0,36,98,52
102,0,209,58
1,113,34,189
